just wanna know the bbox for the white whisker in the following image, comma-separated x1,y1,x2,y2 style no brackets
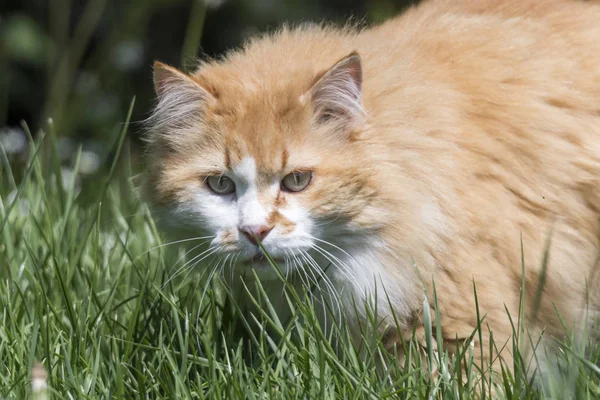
161,246,219,288
134,235,215,261
299,249,343,329
310,243,362,290
199,254,226,305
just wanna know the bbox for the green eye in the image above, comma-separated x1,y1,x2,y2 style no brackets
206,175,235,195
281,171,312,193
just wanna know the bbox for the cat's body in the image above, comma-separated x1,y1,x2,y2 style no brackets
144,0,600,377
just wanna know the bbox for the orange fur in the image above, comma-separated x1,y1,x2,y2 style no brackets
144,0,600,379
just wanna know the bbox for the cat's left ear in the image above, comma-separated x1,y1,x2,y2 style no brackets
303,51,365,133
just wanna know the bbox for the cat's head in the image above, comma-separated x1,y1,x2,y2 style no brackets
143,51,379,277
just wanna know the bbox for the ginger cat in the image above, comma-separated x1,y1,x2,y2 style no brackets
143,0,600,379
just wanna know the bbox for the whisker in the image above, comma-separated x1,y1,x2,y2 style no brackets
284,252,292,283
296,250,329,330
134,235,216,261
229,252,243,283
310,244,362,290
169,241,208,273
161,246,219,288
300,250,343,329
310,236,364,267
182,250,227,287
193,254,225,351
286,250,313,297
281,250,292,298
289,250,322,318
199,254,226,305
311,214,344,228
215,253,231,283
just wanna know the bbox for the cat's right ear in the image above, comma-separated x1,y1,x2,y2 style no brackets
302,51,365,135
149,62,215,132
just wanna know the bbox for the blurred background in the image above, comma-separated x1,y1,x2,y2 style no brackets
0,0,416,192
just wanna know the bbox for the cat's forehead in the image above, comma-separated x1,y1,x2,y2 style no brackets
223,130,293,179
196,64,312,114
201,90,314,175
187,66,335,175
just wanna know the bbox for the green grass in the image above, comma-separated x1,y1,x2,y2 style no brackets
0,115,599,399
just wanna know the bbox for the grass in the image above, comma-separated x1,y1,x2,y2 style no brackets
0,112,599,399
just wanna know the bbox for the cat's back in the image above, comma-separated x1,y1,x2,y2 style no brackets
355,0,600,324
360,0,600,215
360,0,600,307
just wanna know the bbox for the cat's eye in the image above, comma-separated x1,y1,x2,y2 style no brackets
281,171,312,193
205,175,236,195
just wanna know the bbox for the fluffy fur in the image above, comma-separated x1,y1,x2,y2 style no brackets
143,0,600,378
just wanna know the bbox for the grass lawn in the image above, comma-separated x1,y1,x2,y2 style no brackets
1,107,599,399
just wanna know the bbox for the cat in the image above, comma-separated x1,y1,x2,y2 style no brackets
142,0,600,383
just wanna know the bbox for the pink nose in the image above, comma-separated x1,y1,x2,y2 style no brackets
239,225,273,245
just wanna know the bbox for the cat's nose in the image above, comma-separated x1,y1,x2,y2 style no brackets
239,225,273,245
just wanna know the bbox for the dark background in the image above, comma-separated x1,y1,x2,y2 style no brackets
0,0,416,179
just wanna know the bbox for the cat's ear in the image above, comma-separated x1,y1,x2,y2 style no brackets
153,61,210,100
304,51,364,132
150,61,215,132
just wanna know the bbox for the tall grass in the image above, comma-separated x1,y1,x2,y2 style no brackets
0,111,599,399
